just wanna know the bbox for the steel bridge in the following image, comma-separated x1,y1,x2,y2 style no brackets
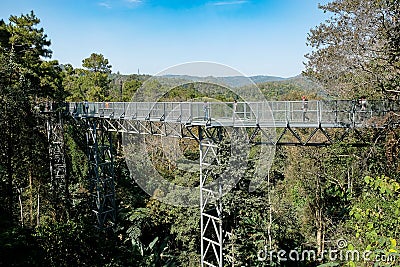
46,100,397,267
68,100,397,128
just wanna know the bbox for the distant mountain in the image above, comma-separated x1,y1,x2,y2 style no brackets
161,74,287,88
249,75,286,84
109,72,325,99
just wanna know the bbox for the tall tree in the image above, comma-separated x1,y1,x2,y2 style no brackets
64,53,112,101
304,0,400,98
82,53,112,74
0,11,61,223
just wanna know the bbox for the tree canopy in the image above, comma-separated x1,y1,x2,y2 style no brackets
304,0,400,98
82,52,112,73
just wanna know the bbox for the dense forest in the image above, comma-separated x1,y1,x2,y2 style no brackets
1,0,400,266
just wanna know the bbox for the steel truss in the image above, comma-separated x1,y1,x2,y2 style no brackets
199,126,225,267
74,116,384,264
86,119,117,229
247,124,380,146
46,109,68,215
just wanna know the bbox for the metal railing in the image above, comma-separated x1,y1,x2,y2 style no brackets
67,100,399,127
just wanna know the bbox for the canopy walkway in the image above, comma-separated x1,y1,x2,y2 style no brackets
68,100,398,128
45,100,398,267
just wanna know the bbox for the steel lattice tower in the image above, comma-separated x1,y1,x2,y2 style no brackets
45,104,68,217
86,119,117,229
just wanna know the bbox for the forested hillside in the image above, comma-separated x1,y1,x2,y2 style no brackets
1,1,400,266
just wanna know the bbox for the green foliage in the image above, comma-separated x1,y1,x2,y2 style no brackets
257,77,321,101
0,11,64,99
82,53,112,73
122,78,142,101
161,83,201,101
0,11,62,227
64,54,112,102
346,175,400,252
34,220,137,266
304,0,400,97
121,205,177,266
0,222,43,266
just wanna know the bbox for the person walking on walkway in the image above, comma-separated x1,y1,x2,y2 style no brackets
359,96,367,111
203,101,209,121
302,96,309,122
232,99,238,123
84,100,89,115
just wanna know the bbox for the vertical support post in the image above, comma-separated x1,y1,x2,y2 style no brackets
190,102,193,121
46,106,68,218
200,126,224,267
317,101,321,125
285,101,289,123
335,100,338,125
120,80,123,101
86,119,116,229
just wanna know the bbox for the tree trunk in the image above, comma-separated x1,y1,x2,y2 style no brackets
316,209,323,255
315,175,325,257
18,188,23,227
29,169,33,226
6,136,13,217
36,186,40,226
267,171,273,251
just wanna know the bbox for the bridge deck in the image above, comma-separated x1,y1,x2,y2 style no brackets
67,100,398,128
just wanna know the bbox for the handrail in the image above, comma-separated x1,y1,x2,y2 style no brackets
67,100,399,127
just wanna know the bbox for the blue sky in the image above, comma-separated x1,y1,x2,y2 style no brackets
0,0,329,77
